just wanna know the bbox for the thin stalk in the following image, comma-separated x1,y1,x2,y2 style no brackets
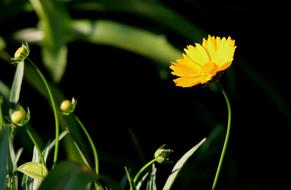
25,126,46,166
74,115,99,175
211,83,232,190
27,58,59,168
133,158,156,185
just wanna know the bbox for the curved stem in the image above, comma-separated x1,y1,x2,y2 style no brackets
75,115,99,175
27,58,60,168
133,158,156,185
211,83,232,190
25,126,46,166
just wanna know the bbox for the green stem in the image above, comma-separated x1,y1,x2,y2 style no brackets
211,83,232,190
25,126,46,166
75,115,99,175
133,158,156,185
27,58,60,168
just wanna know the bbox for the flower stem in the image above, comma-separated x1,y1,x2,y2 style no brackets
74,115,99,175
25,126,46,166
211,83,232,190
27,58,59,168
133,158,157,185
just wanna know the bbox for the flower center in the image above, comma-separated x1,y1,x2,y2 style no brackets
200,63,218,83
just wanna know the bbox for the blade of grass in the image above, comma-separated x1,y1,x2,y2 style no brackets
70,0,205,41
39,161,97,190
0,36,5,51
125,166,136,190
0,81,10,99
163,138,206,190
72,19,181,65
0,126,9,190
28,0,70,82
9,61,24,104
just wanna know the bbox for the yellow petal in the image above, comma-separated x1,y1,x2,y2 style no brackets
173,76,203,87
213,37,236,67
170,35,236,88
202,37,216,62
170,61,201,77
218,61,232,71
170,53,202,77
185,44,210,65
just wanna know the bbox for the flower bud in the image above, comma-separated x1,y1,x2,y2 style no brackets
11,110,26,125
60,97,77,115
154,145,173,164
10,106,30,127
11,42,30,63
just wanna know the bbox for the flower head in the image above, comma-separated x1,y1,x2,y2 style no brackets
154,144,173,164
60,97,77,115
11,42,30,63
170,35,236,87
9,105,30,127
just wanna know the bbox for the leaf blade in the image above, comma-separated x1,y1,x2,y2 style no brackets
9,61,24,104
163,138,206,190
0,127,9,190
18,162,48,181
39,161,97,190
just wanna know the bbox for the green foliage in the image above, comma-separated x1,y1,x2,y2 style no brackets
0,127,9,190
38,161,97,190
9,61,24,104
18,162,48,181
163,138,206,190
29,0,70,82
0,36,5,51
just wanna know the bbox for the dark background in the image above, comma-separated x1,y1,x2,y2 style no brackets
1,0,291,189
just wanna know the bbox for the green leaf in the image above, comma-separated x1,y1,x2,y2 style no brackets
72,19,181,66
146,164,157,190
0,80,10,98
42,130,68,161
39,161,97,190
70,0,205,41
125,166,136,190
0,36,5,51
18,162,48,181
0,127,9,190
98,175,122,190
163,138,206,190
9,61,24,104
29,0,70,82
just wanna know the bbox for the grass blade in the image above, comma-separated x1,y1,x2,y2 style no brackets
29,0,70,82
0,126,9,190
72,19,181,66
9,61,24,104
39,161,97,190
163,138,206,190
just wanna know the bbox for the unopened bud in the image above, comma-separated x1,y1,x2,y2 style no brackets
60,97,77,115
10,106,30,127
154,145,173,164
11,42,30,63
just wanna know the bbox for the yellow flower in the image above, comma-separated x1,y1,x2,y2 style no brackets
170,35,236,87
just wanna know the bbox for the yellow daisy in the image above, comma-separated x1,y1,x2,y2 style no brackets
170,35,236,87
